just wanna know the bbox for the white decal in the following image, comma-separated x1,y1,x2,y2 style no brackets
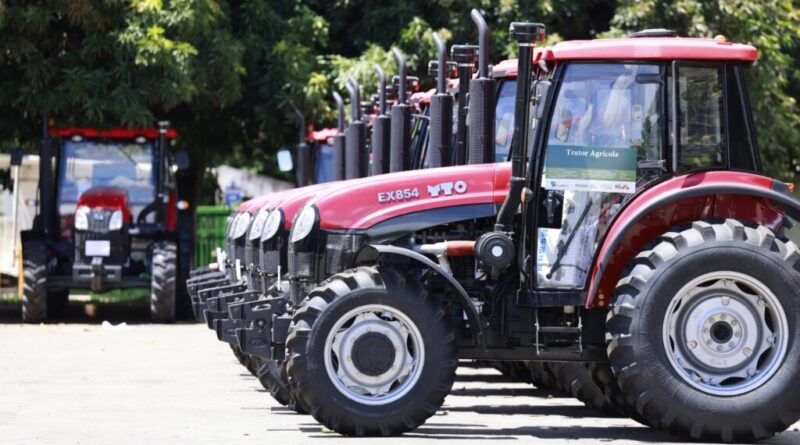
428,180,468,198
378,188,420,203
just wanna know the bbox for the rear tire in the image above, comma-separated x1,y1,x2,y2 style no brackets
150,241,177,323
255,359,309,413
22,241,49,323
286,267,457,436
550,362,616,415
527,362,559,391
607,220,800,442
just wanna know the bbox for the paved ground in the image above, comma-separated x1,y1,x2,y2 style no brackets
1,315,799,445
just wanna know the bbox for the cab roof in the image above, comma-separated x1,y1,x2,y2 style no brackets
50,127,178,139
492,36,757,78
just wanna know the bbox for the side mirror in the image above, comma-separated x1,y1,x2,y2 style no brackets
175,150,190,171
277,149,294,172
533,80,552,120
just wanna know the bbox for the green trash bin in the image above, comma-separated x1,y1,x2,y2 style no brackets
194,206,230,268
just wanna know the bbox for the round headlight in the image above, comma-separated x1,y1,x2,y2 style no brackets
108,210,124,231
75,206,90,230
232,211,252,239
290,206,317,243
249,209,270,241
262,209,282,241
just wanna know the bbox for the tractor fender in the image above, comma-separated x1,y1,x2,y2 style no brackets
586,171,800,309
359,244,486,347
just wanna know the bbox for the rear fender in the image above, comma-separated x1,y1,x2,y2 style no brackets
359,244,486,347
586,171,800,309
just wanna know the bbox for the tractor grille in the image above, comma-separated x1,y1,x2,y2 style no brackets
87,209,114,232
289,252,315,278
260,250,280,275
325,234,367,275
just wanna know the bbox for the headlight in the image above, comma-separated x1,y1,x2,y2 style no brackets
290,205,317,242
75,206,90,230
108,210,123,231
262,209,282,241
232,212,252,239
249,209,270,241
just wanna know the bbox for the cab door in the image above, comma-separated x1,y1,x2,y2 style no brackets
531,62,668,289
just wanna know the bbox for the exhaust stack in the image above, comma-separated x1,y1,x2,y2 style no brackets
389,48,412,172
467,9,495,165
345,77,367,179
426,32,454,169
331,92,346,180
451,44,477,166
293,109,311,186
371,65,392,176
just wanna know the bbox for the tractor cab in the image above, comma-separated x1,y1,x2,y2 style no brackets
21,124,191,323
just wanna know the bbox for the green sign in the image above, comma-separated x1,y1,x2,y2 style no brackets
543,145,637,194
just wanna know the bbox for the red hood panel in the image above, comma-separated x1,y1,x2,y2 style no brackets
77,187,131,222
312,163,512,230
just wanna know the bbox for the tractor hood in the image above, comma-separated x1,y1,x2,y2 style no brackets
310,162,511,230
77,186,130,210
236,182,341,216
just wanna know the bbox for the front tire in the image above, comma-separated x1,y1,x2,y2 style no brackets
150,241,177,323
607,220,800,442
22,241,49,323
286,267,457,436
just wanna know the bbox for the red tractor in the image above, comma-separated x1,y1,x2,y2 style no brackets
273,19,800,443
21,122,191,322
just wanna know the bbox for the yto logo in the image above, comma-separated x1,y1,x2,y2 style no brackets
427,180,468,198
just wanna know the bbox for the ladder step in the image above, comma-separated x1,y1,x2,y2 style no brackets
538,326,581,334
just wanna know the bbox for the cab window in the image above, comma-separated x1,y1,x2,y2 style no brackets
674,65,725,171
495,79,517,162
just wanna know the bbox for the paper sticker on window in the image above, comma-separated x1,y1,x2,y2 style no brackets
543,145,637,194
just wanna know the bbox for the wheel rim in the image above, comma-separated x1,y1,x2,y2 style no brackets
323,304,425,405
663,271,788,396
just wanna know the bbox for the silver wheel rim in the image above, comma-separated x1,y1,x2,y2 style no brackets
323,304,425,405
663,271,788,396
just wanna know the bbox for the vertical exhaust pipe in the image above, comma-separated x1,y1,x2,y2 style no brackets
451,44,478,166
389,48,412,172
494,22,546,232
156,120,169,221
293,108,311,186
345,77,367,179
39,112,56,241
331,92,346,180
426,32,454,169
371,65,392,176
467,9,495,165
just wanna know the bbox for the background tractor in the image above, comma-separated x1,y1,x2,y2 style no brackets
21,121,192,322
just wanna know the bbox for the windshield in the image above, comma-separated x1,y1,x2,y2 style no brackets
58,140,156,215
495,79,517,162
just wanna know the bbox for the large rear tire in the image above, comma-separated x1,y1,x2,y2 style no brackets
150,241,177,323
286,267,457,436
22,241,49,323
607,220,800,442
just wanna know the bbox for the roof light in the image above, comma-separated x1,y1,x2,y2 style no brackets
135,136,147,144
628,29,677,38
71,135,83,142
